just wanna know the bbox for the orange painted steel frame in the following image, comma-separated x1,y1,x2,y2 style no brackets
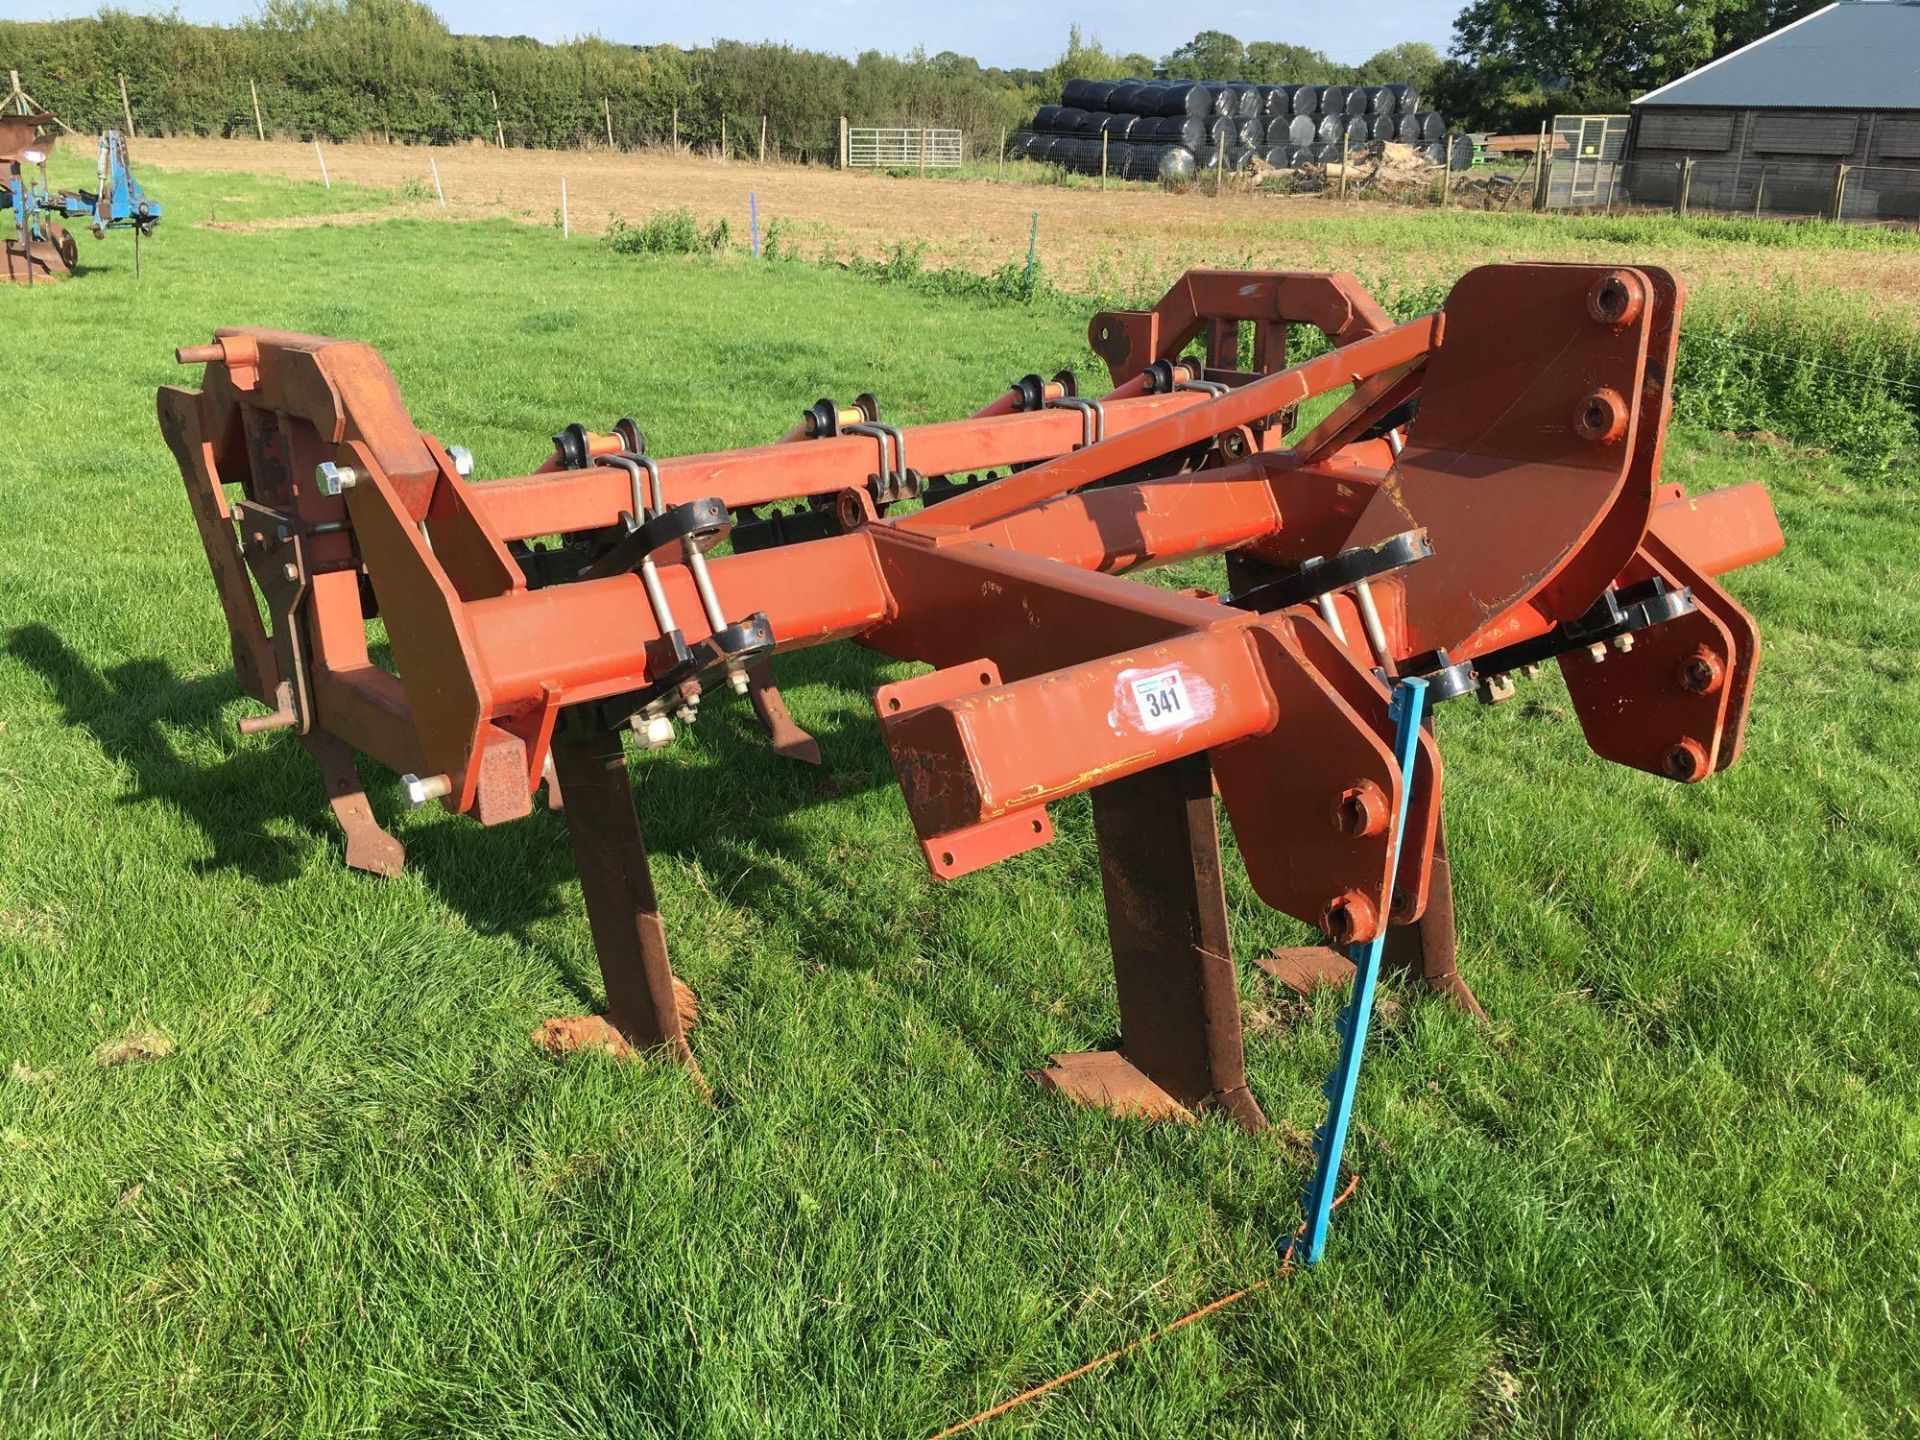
161,263,1782,1129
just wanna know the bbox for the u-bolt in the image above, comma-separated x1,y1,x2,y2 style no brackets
844,422,907,495
1049,396,1105,449
1178,377,1229,398
595,455,679,642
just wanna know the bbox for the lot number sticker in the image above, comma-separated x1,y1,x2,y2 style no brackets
1129,669,1192,733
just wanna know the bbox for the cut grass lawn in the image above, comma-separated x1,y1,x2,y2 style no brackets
2,186,1919,1438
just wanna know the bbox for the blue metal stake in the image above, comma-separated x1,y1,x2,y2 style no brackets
749,191,760,259
1298,675,1429,1265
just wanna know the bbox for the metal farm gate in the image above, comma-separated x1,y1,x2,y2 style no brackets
1542,114,1630,208
846,127,964,169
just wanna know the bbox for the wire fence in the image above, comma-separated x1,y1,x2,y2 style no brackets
1546,154,1920,224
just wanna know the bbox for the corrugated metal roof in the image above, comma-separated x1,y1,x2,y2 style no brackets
1638,2,1920,108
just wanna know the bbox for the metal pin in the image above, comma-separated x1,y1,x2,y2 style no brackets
1352,579,1390,663
401,772,453,808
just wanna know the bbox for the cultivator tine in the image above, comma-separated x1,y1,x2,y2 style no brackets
162,260,1781,1211
744,660,821,765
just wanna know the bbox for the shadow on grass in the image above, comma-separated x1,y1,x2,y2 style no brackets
9,622,913,990
7,622,334,883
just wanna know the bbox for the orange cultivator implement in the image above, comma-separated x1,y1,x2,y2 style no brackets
162,263,1780,1131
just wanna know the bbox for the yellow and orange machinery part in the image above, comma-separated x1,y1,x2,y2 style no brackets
161,264,1781,1127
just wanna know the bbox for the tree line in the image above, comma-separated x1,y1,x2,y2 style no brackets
0,0,1829,154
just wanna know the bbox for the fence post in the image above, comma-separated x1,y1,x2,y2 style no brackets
428,153,445,207
1830,162,1849,222
838,114,847,169
1534,122,1553,210
1338,133,1348,201
998,127,1006,175
605,97,614,149
1440,133,1453,206
314,138,329,190
672,105,679,153
1675,156,1692,216
492,91,505,148
1215,137,1224,197
249,78,265,141
1101,130,1109,188
1754,165,1767,218
720,116,728,160
750,190,760,257
759,114,767,164
118,73,135,137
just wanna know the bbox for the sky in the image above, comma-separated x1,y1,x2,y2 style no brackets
0,0,1457,71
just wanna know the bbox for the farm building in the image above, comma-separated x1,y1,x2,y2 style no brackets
1624,0,1920,219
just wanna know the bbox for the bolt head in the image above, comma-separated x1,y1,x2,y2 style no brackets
1611,633,1636,654
728,668,752,697
632,713,677,749
447,445,474,478
281,562,299,584
401,773,433,807
1476,672,1516,705
1584,643,1608,664
315,461,357,496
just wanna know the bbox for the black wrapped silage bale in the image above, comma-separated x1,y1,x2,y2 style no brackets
1230,84,1262,117
1343,116,1370,144
1383,83,1416,114
1421,142,1446,164
1343,87,1370,117
1318,85,1347,117
1097,113,1133,137
1032,104,1066,132
1370,115,1397,142
1265,83,1298,115
1060,77,1097,108
1111,81,1147,113
1191,143,1219,171
1226,145,1256,171
1364,86,1391,115
1157,145,1197,181
1312,141,1340,161
1449,133,1474,170
1316,115,1343,142
1415,111,1445,141
1292,85,1321,115
1283,115,1316,146
1396,115,1421,144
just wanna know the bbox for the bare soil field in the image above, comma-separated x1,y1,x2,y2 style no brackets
139,137,1920,312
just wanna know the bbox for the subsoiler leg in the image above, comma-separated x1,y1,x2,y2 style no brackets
548,726,699,1071
1032,753,1268,1133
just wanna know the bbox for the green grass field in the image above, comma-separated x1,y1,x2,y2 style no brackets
3,179,1919,1438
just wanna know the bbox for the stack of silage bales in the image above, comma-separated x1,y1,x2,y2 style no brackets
1007,77,1464,180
